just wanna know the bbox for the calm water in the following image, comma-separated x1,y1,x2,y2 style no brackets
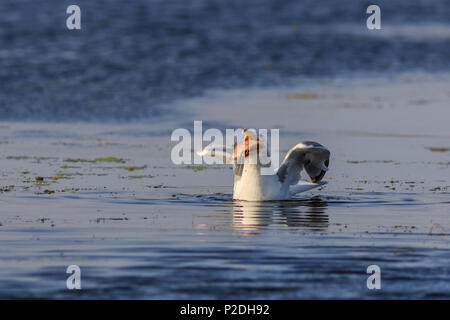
1,0,450,120
0,0,449,299
0,117,449,299
1,191,449,299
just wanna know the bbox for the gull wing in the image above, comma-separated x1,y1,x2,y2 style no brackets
276,141,330,187
290,181,328,195
196,144,234,163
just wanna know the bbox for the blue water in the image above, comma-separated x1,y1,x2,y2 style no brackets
1,0,449,120
0,120,449,299
0,192,449,299
1,1,449,300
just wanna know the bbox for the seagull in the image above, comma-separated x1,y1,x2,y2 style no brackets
198,129,330,201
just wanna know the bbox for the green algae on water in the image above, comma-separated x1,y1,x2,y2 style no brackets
64,156,125,163
427,147,450,152
95,157,125,163
123,165,147,171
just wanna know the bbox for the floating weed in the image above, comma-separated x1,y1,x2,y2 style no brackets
429,187,446,192
126,175,154,179
95,157,125,163
427,147,450,153
347,160,394,164
94,217,129,223
92,166,118,170
285,92,319,99
61,165,81,169
0,186,14,193
7,155,58,162
34,156,58,161
23,173,73,184
49,172,73,181
184,165,207,171
64,158,96,163
6,155,30,160
123,165,147,172
64,156,125,164
33,177,51,186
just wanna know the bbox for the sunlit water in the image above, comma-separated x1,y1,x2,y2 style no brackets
1,0,450,121
0,191,449,299
0,104,449,298
1,0,450,298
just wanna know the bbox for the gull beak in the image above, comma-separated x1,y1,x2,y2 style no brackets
233,128,263,160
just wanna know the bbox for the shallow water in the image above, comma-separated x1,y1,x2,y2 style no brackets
1,0,450,121
1,0,450,297
1,74,450,298
0,191,449,299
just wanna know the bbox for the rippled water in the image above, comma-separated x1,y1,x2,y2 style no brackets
0,112,449,298
1,191,449,299
1,0,450,120
1,0,449,299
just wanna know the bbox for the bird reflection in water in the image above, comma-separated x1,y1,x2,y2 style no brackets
231,197,329,235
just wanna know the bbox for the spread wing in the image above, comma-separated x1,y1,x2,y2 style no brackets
276,141,330,187
197,129,262,164
197,144,234,163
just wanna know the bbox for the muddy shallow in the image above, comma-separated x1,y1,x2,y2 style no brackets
0,74,449,299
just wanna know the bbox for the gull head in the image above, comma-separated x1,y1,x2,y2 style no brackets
233,129,264,162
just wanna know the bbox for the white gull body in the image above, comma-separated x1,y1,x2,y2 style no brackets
198,132,330,201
